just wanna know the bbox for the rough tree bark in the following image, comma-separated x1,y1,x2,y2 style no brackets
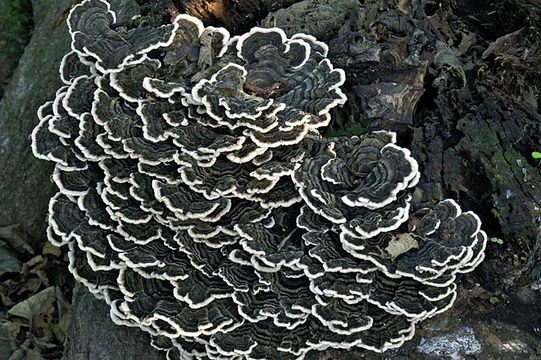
1,0,539,359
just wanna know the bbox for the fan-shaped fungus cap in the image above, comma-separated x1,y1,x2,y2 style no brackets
31,1,486,359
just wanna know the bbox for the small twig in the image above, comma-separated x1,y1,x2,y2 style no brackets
277,228,298,250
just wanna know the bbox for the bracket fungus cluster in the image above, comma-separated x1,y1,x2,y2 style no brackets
32,0,487,359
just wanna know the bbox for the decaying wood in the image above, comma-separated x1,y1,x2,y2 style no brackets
1,0,539,359
63,285,164,360
142,0,300,33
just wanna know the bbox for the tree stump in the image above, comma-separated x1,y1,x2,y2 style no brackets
1,0,539,359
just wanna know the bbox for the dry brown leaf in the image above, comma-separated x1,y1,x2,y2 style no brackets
385,233,419,260
0,225,34,255
7,287,56,322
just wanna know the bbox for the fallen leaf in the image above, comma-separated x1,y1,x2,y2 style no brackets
0,225,34,255
385,233,419,259
482,27,526,59
0,320,20,360
0,242,21,276
8,287,56,322
7,348,25,360
24,348,45,360
41,243,61,258
24,255,45,269
14,277,43,299
8,347,44,360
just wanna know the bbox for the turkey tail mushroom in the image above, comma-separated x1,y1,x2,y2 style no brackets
31,0,486,359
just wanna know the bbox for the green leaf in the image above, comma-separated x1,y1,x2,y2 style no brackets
490,237,504,245
489,296,500,305
532,151,541,159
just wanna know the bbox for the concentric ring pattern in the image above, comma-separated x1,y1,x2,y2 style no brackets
31,1,487,359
